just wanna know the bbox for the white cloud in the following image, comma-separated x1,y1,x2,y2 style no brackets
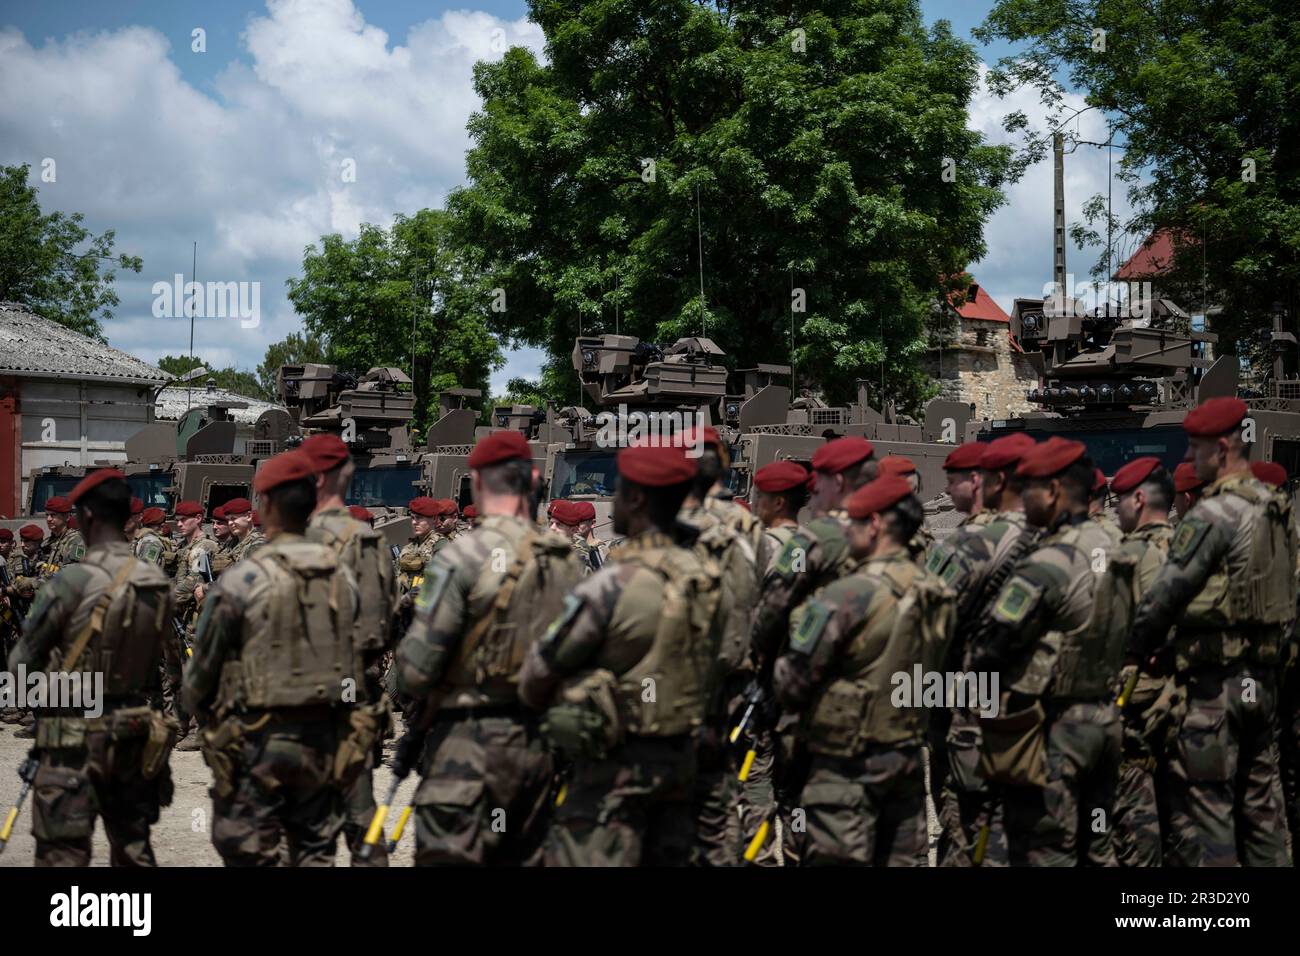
0,0,543,383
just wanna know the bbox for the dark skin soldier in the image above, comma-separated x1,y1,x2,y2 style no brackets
518,442,722,866
8,468,181,866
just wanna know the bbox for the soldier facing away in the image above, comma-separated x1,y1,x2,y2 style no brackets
184,450,370,866
394,431,583,866
8,468,182,866
1128,398,1295,866
518,441,722,866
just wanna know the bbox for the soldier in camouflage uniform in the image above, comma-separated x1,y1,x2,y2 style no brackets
572,501,609,570
942,442,988,528
878,456,933,563
774,475,950,865
396,431,582,866
396,497,446,615
1089,468,1124,547
8,469,182,866
698,431,770,579
9,525,48,736
1129,398,1294,866
972,437,1126,866
301,434,398,867
519,441,721,866
133,508,170,568
42,496,86,572
1108,457,1177,867
1172,461,1206,521
172,501,219,750
548,499,595,573
0,529,19,703
435,498,462,541
185,451,365,866
208,503,237,577
923,435,1038,867
223,498,265,563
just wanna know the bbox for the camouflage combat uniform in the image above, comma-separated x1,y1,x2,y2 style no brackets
974,512,1126,867
184,533,364,866
773,551,950,866
518,530,722,866
395,514,581,866
922,509,1037,867
1129,472,1295,866
44,528,86,571
228,529,266,563
308,504,398,867
173,532,219,638
1112,520,1175,867
8,541,181,866
133,527,169,568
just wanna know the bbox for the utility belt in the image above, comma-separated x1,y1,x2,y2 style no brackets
202,700,389,799
36,705,179,780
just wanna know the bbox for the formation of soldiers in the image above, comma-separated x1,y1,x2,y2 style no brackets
3,394,1298,867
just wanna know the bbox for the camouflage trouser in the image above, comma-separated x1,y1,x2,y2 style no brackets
736,728,801,865
1000,700,1121,867
1164,662,1291,867
548,735,697,867
413,712,551,867
32,727,172,867
1112,758,1161,866
693,736,743,866
342,768,387,867
796,745,929,867
934,712,1008,867
211,719,345,867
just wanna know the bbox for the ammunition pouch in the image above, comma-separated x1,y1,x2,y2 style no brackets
978,700,1048,788
142,711,181,781
333,700,390,789
802,679,868,758
201,713,270,800
35,715,88,751
541,669,622,759
399,552,425,573
210,551,234,575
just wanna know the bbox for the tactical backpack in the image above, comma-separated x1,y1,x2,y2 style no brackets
441,523,582,702
219,540,359,709
313,518,395,653
691,519,757,680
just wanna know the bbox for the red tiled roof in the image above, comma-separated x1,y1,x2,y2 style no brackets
956,282,1010,324
1114,229,1178,280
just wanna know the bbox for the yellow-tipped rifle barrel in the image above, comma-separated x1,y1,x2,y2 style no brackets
737,748,757,783
363,805,390,847
0,806,17,845
743,820,770,863
1116,669,1141,709
972,823,990,866
555,782,568,807
729,723,742,744
387,806,413,853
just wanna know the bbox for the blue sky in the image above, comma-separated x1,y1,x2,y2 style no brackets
0,1,1123,394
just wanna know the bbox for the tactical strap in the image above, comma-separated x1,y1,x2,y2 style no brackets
461,529,538,660
63,558,138,673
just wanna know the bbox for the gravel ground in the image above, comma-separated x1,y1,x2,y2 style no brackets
0,714,419,867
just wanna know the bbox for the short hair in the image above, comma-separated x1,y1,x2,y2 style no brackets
1139,467,1174,512
263,478,316,529
479,457,533,496
76,479,130,531
623,478,692,530
880,495,923,545
761,484,808,518
320,460,354,495
691,448,724,498
1059,457,1096,506
840,457,877,492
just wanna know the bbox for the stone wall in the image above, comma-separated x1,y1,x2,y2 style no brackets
923,317,1038,419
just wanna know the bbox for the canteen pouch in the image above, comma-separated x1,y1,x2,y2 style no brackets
978,700,1048,787
142,711,181,781
201,715,266,800
399,551,426,573
541,669,622,759
333,700,390,788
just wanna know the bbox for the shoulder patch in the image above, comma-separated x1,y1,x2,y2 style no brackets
414,561,451,613
789,599,832,655
540,592,584,649
992,574,1044,625
140,541,162,565
1169,517,1210,565
775,533,812,576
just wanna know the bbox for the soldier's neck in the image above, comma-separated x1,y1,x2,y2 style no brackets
1136,511,1170,531
314,495,347,514
767,515,798,530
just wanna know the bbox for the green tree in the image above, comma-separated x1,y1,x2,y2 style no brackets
258,331,331,399
156,355,270,402
448,0,1013,412
978,0,1300,370
0,164,142,340
286,208,501,432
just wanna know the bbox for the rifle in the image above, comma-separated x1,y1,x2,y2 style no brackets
730,677,776,783
0,750,39,856
172,616,192,658
357,702,433,859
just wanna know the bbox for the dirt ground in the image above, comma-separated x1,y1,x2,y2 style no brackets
0,715,419,867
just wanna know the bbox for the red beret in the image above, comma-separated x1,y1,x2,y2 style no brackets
1251,461,1287,488
943,442,985,471
252,509,261,527
755,461,809,493
617,443,698,487
409,496,439,517
436,498,460,517
0,528,12,541
571,501,596,522
174,500,204,518
877,456,916,477
462,504,477,519
141,507,166,526
1183,397,1248,437
19,524,44,541
980,433,1037,471
1092,468,1108,493
212,503,227,520
846,476,914,519
67,469,127,505
253,451,314,495
549,500,581,525
222,497,252,516
300,433,351,472
348,505,374,522
1173,461,1204,494
1110,457,1160,495
1016,437,1087,480
44,496,73,514
811,437,874,474
468,431,532,469
129,497,144,515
